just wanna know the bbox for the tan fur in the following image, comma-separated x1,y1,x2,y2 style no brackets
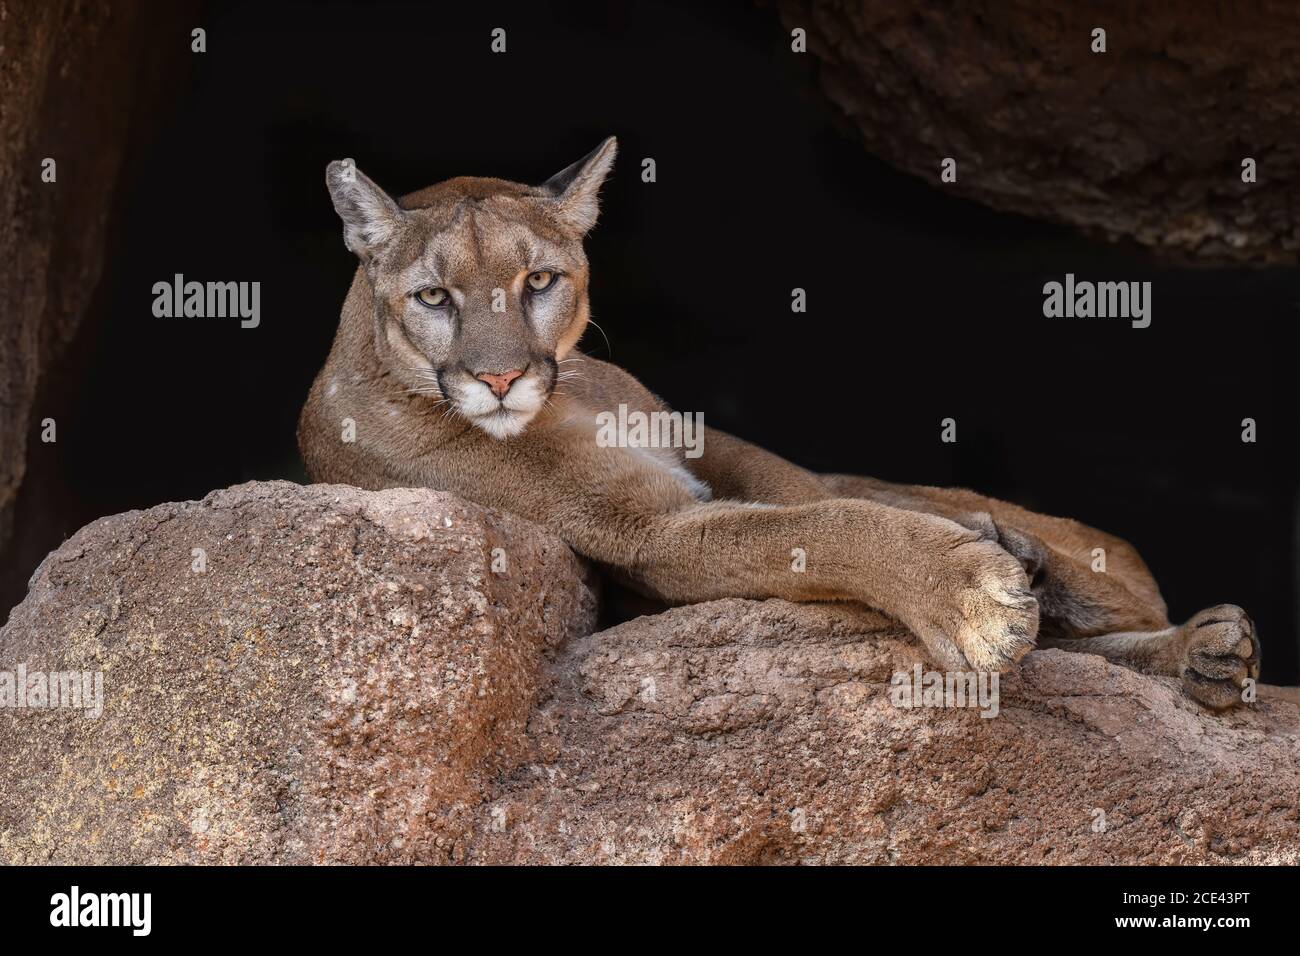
301,140,1264,710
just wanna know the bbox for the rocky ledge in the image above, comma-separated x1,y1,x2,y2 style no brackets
1,481,1296,863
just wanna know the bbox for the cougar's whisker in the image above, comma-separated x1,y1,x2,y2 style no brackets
585,319,612,357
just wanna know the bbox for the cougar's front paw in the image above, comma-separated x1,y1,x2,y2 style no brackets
1180,604,1260,710
910,532,1040,673
948,538,1040,671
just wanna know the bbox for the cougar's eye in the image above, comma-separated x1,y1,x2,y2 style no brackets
526,270,556,292
415,287,450,308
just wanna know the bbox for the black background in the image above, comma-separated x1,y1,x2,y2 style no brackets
0,864,1288,939
11,0,1298,681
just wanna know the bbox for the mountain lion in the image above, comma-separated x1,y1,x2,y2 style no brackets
300,138,1263,710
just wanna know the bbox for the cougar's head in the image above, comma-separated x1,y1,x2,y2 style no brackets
325,138,616,438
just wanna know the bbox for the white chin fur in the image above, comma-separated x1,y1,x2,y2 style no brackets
457,375,546,439
470,406,539,439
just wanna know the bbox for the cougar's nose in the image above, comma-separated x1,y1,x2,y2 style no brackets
475,368,524,398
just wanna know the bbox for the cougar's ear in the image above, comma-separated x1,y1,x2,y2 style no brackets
325,159,406,259
540,136,617,235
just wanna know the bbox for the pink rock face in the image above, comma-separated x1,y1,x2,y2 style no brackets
0,481,596,864
1,482,1297,864
491,601,1300,864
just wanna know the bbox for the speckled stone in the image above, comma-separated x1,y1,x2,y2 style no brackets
2,482,1296,864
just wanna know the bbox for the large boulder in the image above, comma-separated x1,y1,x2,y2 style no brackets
2,481,1297,863
0,481,597,864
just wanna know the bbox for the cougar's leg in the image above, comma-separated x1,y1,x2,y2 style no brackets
974,527,1265,711
821,473,1170,637
567,495,1040,674
820,474,1277,709
1040,605,1261,710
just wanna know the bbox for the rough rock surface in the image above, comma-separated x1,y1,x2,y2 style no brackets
512,601,1300,863
774,0,1300,263
0,482,597,864
2,482,1298,864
